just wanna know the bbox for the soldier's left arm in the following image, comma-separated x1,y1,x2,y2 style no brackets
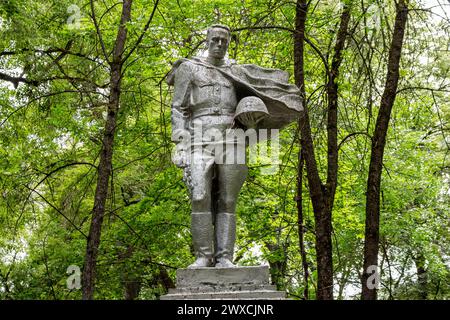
171,62,192,143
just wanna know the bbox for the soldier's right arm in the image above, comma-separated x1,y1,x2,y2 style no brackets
171,62,192,143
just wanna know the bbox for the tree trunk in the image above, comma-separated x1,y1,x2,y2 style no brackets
82,0,133,300
294,0,309,300
294,0,350,300
119,245,142,300
361,0,408,300
124,280,141,300
296,149,309,299
294,0,330,300
156,265,175,291
325,5,351,214
414,253,428,300
266,242,288,291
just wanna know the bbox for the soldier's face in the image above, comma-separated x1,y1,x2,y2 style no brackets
207,29,230,59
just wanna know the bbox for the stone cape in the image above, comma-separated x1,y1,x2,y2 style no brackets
167,57,303,129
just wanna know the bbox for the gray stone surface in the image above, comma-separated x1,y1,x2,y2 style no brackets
177,266,269,288
168,284,278,293
160,290,286,300
160,265,286,300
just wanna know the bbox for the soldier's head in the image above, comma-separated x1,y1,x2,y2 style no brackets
206,24,231,60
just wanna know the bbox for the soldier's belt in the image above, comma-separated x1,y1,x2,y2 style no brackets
192,107,235,119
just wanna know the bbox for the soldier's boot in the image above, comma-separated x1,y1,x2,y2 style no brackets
188,212,214,268
215,212,236,268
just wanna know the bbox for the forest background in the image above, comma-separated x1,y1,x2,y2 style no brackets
0,0,449,300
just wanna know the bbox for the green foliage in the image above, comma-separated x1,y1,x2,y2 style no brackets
0,0,449,300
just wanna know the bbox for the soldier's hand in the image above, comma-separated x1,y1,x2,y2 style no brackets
172,147,188,168
171,129,189,143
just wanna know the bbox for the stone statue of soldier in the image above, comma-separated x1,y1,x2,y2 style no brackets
167,24,302,269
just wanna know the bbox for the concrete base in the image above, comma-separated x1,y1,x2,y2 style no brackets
160,265,286,300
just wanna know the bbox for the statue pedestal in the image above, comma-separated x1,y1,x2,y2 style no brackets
160,265,286,300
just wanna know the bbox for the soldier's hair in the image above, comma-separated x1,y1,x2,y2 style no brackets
207,24,231,40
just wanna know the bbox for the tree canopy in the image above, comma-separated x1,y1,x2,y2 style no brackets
0,0,449,300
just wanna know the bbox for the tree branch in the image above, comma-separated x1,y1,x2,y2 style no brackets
232,25,330,75
396,86,450,94
90,0,110,63
1,47,106,66
123,0,160,63
23,184,88,239
34,162,98,190
0,72,39,87
0,89,105,128
338,132,372,151
0,71,108,89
